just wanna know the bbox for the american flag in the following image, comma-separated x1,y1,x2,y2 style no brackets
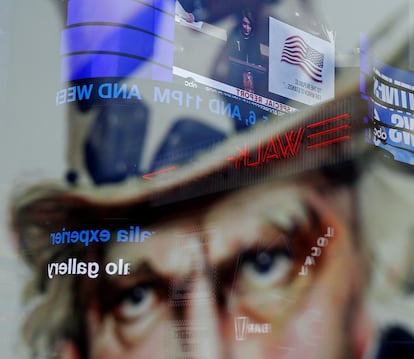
281,35,324,83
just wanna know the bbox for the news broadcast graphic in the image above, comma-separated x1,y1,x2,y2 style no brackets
171,11,310,119
361,34,414,166
268,17,335,106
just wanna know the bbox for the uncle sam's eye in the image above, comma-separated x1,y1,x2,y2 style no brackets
115,283,156,322
239,248,292,289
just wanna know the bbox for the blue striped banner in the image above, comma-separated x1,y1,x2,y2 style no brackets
67,0,174,41
62,0,175,81
62,53,173,81
61,25,173,65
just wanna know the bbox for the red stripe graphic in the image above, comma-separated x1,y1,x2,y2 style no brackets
306,113,352,149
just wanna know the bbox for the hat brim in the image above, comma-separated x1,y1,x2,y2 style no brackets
10,90,369,268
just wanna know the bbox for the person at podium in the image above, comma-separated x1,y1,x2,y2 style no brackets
226,10,265,93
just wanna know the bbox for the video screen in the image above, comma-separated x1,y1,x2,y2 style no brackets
59,0,335,108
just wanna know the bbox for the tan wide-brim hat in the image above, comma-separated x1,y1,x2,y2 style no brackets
10,84,370,272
